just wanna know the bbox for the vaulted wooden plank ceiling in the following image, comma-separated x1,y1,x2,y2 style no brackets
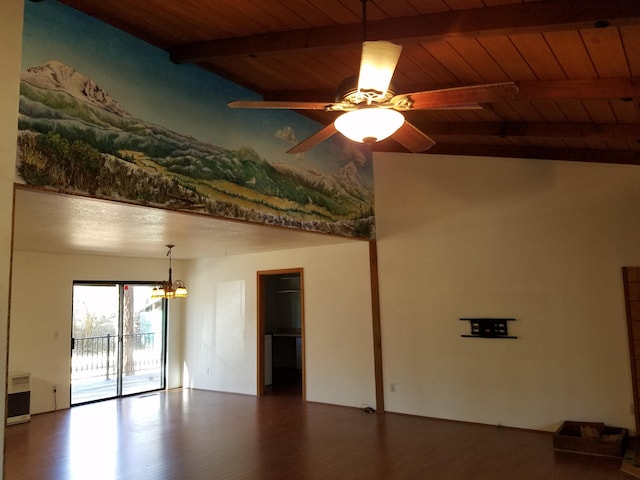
56,0,640,164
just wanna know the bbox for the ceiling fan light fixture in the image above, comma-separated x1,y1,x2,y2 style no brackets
335,108,404,144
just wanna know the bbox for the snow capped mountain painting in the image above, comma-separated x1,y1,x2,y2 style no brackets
22,61,130,117
17,1,375,239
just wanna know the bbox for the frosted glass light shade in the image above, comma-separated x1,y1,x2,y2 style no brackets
151,286,166,299
357,41,402,98
174,281,188,298
334,108,405,144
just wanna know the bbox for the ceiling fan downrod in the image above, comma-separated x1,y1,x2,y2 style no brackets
361,0,368,42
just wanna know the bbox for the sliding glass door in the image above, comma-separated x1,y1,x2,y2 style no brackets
71,282,166,405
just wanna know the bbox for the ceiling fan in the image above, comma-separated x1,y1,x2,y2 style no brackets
228,4,518,155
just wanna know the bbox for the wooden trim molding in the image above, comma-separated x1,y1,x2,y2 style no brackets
369,241,384,412
622,266,640,434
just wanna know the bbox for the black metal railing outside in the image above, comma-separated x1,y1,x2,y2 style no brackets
71,333,159,379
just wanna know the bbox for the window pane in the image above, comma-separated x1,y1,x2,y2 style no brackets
121,284,165,396
71,284,119,404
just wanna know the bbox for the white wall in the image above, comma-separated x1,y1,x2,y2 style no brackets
10,242,375,415
374,153,640,432
15,150,637,433
1,1,25,477
183,241,377,408
9,251,185,414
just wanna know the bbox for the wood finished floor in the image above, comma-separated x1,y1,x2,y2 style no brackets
4,388,631,480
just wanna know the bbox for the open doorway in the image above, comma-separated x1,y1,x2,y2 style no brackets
257,269,304,398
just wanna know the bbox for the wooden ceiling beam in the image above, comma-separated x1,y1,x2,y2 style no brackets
403,122,640,140
373,143,640,165
516,78,640,100
296,113,640,140
170,0,640,63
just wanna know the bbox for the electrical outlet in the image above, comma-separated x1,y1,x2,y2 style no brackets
390,382,396,392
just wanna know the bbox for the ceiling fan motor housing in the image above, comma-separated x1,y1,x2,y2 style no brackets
335,75,396,106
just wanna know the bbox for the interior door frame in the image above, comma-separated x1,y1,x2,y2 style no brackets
622,266,640,433
257,268,305,399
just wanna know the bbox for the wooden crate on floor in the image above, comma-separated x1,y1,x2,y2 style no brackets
553,421,628,457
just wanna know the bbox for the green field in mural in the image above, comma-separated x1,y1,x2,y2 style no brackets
16,1,375,239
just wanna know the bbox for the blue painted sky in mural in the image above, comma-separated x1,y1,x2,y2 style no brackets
22,0,371,177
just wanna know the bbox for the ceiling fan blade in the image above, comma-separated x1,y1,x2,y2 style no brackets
287,123,338,155
357,40,402,99
397,82,519,110
390,121,436,153
228,100,337,110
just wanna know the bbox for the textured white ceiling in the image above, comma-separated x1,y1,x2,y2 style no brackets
12,187,361,259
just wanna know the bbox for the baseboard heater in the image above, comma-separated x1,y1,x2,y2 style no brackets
7,372,31,425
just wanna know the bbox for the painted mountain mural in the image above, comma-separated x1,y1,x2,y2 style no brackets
16,61,375,239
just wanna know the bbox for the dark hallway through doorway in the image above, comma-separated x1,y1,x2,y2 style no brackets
258,269,304,398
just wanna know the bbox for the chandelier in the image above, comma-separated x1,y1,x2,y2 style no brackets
151,244,188,299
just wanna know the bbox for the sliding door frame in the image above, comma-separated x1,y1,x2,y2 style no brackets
71,280,167,405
